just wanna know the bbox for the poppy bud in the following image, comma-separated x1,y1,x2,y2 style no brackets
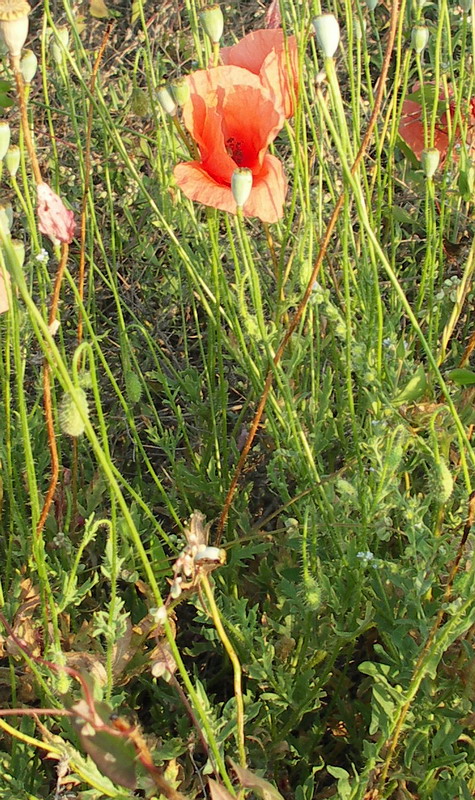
421,147,440,179
51,26,69,64
411,25,429,55
59,388,89,437
355,18,367,39
0,202,13,235
231,167,253,209
0,122,10,161
171,77,190,107
157,85,177,117
365,0,378,9
200,4,224,44
313,14,340,59
460,0,472,11
5,145,20,176
0,0,30,59
20,47,37,82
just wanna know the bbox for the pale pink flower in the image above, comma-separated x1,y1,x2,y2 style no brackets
37,182,75,244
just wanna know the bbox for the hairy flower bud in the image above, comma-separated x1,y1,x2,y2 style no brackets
157,85,177,117
200,4,224,44
20,47,36,82
0,121,10,161
51,25,69,64
171,77,190,107
5,145,20,176
411,25,429,55
231,167,253,209
313,14,340,59
421,147,440,179
59,388,89,437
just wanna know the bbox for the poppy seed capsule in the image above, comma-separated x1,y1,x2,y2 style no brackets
0,122,10,161
171,77,190,107
0,1,30,59
411,25,429,55
157,85,177,117
312,14,340,59
200,4,224,44
231,167,253,209
20,48,36,82
421,147,440,179
5,145,20,176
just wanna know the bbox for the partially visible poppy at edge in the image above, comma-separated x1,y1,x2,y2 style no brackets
173,66,287,223
220,29,299,119
0,268,9,315
399,86,475,164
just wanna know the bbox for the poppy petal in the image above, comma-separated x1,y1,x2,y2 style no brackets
220,29,289,75
174,155,287,224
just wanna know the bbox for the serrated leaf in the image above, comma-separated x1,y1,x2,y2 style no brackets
229,759,284,800
89,0,109,18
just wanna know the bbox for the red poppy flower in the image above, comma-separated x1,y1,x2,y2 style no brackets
220,29,299,119
173,66,287,223
399,85,475,163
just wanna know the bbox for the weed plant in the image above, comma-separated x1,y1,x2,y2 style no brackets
0,0,475,799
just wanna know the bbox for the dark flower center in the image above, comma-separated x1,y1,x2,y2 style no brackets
225,136,245,165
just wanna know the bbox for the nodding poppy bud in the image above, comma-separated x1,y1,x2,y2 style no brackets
200,4,224,44
0,122,10,161
421,147,440,179
20,47,36,82
0,0,30,59
51,25,69,64
411,25,429,55
355,18,367,40
231,167,253,209
157,85,177,117
365,0,379,10
59,388,89,437
5,145,20,176
312,14,340,59
171,77,190,107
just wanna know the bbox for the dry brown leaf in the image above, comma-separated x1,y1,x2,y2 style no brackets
89,0,109,18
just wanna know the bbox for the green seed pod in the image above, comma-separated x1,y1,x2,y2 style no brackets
301,575,322,611
231,167,253,209
0,122,10,161
130,87,150,117
157,85,177,117
421,147,440,179
200,4,224,44
59,388,89,437
170,77,190,107
20,48,37,82
125,370,142,404
313,14,340,58
411,25,429,55
5,145,20,177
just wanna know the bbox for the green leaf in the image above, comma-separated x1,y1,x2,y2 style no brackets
393,365,427,406
447,368,475,386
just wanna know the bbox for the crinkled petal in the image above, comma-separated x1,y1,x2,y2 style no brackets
220,29,289,74
220,30,299,118
174,154,287,224
243,154,287,223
